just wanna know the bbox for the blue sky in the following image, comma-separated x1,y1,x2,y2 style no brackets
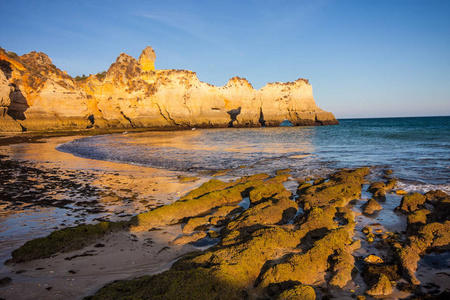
1,0,449,118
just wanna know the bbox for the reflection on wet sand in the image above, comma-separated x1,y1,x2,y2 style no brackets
56,128,317,174
0,136,207,271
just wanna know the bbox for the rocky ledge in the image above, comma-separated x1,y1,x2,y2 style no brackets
0,46,338,132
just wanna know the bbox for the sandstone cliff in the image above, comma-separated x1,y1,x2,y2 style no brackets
0,46,338,132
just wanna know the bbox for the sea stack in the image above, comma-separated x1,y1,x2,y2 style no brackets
0,46,339,132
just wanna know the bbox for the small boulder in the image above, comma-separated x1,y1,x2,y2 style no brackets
385,178,397,190
397,193,426,212
364,255,384,264
366,274,393,296
384,169,393,175
0,276,12,287
362,199,382,215
367,182,386,193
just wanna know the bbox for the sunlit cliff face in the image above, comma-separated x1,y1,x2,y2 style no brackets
0,46,338,132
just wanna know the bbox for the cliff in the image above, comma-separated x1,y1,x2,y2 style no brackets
0,46,338,132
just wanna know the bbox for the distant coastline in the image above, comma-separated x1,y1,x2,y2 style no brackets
337,115,450,120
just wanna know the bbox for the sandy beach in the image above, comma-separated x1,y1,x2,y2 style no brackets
0,133,209,299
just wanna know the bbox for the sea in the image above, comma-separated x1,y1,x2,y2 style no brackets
57,116,450,193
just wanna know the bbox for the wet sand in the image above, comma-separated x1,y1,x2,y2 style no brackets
0,134,207,299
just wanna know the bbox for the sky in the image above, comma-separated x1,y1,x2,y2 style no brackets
1,0,449,119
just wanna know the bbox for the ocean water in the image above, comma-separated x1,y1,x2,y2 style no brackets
57,116,450,193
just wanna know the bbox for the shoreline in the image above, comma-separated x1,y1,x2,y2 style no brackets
0,133,449,299
0,134,210,299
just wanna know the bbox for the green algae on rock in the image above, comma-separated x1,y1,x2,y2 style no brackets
362,198,382,215
297,167,369,210
395,220,450,284
8,221,129,263
366,274,393,296
276,285,316,300
177,175,200,183
225,196,297,233
257,228,353,288
397,192,427,212
86,268,246,300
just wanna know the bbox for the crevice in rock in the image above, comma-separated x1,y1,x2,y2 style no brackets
227,107,241,128
156,103,169,123
156,103,179,126
119,110,134,128
183,95,192,114
18,122,27,132
164,108,180,126
259,107,266,127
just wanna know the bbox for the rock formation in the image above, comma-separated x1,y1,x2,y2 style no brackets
0,46,338,132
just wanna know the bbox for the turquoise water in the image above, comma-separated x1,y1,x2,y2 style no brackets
57,116,450,193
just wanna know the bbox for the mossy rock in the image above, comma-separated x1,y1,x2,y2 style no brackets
367,182,386,193
366,274,393,296
9,221,129,263
372,188,387,201
425,189,449,203
296,168,369,210
212,169,230,177
424,190,450,222
297,168,369,210
328,167,370,184
363,264,400,282
329,249,355,288
407,209,430,226
313,177,326,185
295,206,337,233
258,228,350,288
362,198,382,215
249,181,291,203
234,173,270,184
411,221,450,251
88,268,245,300
397,193,426,212
177,175,200,183
134,181,258,228
180,178,234,200
226,197,298,233
170,232,208,245
0,276,12,287
276,168,291,176
183,216,210,233
396,221,450,284
266,173,290,184
173,226,302,291
298,181,362,210
297,181,312,194
276,285,316,300
385,178,397,190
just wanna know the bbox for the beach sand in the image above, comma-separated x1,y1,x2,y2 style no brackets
0,134,207,300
